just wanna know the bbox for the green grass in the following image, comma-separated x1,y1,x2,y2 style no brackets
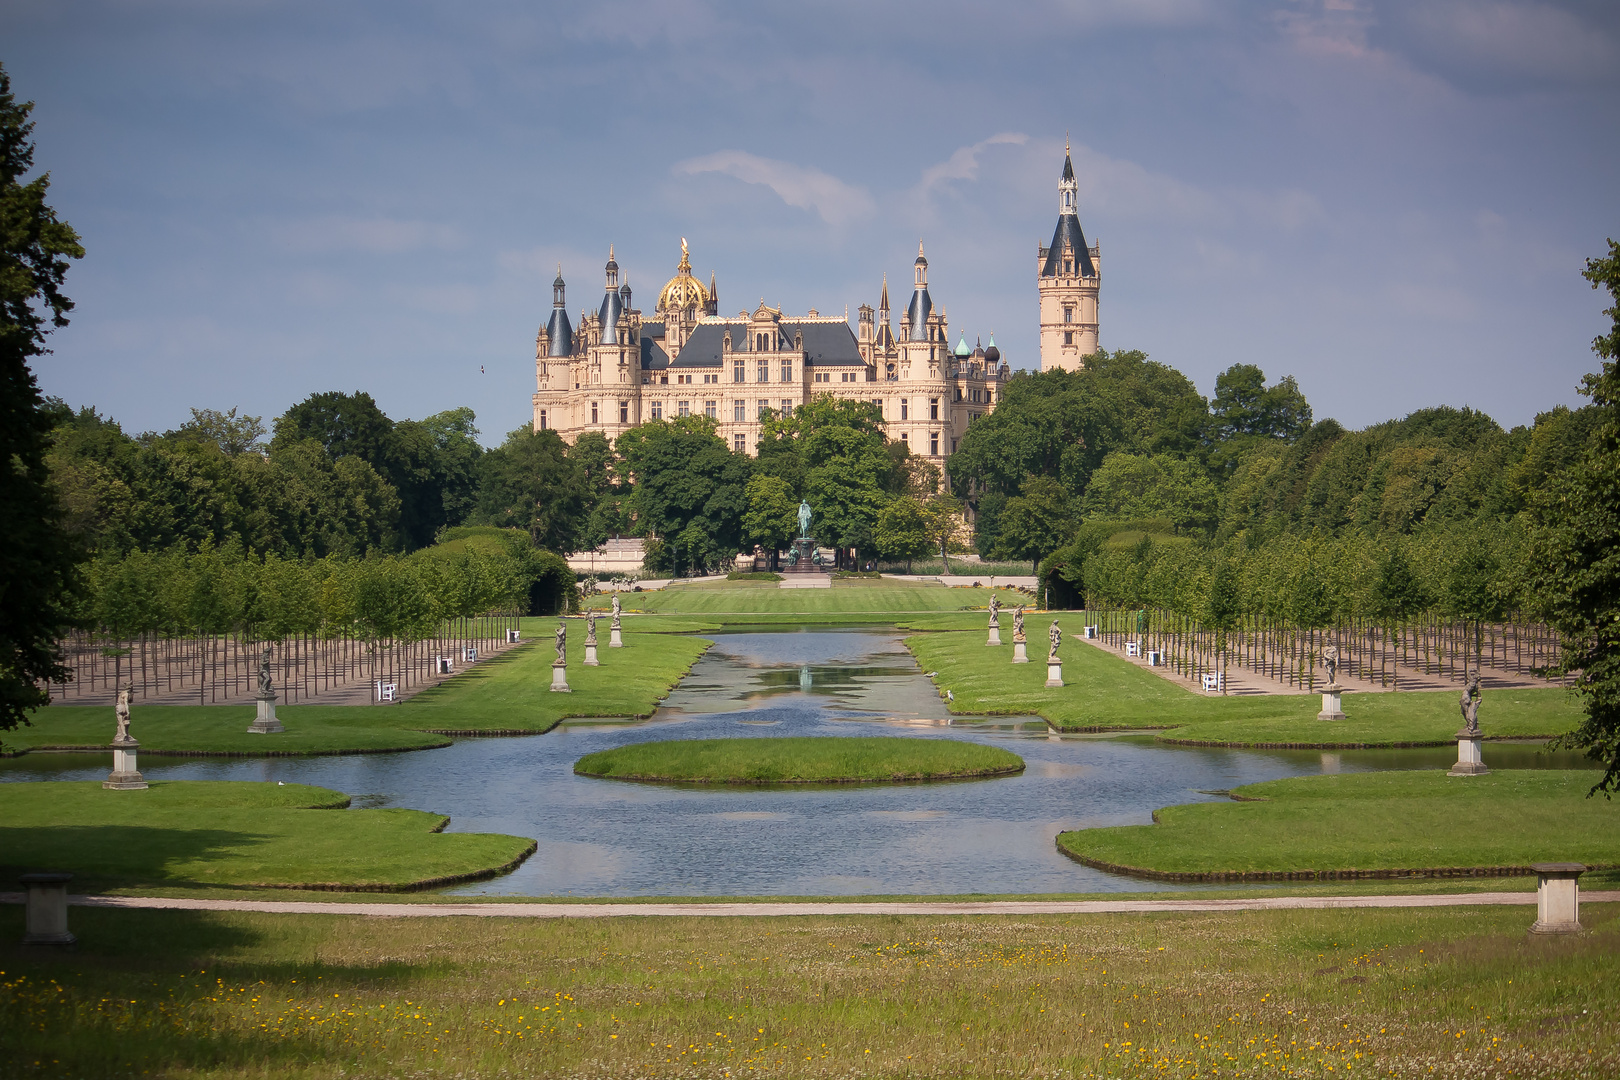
904,629,1583,745
10,624,710,757
2,902,1616,1078
573,736,1024,784
0,781,536,892
1058,769,1620,880
591,577,990,621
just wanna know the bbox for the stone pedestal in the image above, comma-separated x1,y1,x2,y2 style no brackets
1448,731,1489,776
20,872,75,946
986,627,1001,646
609,627,623,648
103,738,147,790
1317,687,1346,722
1084,625,1098,639
247,694,284,734
1045,661,1063,688
550,664,571,693
1012,640,1028,664
584,643,599,666
1530,863,1585,934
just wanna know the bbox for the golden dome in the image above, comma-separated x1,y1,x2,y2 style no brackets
657,238,711,313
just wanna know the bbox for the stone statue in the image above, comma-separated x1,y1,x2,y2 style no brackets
585,609,598,647
611,592,622,629
1048,620,1062,660
1460,671,1481,735
797,500,812,539
987,593,1000,629
1013,605,1025,640
113,687,133,744
787,547,799,566
256,645,274,699
554,620,567,666
1321,644,1340,689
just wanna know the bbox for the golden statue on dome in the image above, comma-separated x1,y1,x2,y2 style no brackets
656,237,712,315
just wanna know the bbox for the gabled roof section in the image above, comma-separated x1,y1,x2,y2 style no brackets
1041,214,1095,278
675,320,863,368
640,336,669,370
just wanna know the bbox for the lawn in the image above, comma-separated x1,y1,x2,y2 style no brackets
8,624,710,757
0,781,536,892
573,736,1024,784
1058,769,1620,881
904,629,1583,746
1,901,1615,1078
591,577,990,621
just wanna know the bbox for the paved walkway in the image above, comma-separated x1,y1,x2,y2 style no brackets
4,892,1614,919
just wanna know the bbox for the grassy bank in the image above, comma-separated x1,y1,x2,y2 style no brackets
2,902,1615,1078
1058,769,1620,881
0,781,536,892
594,577,987,620
574,736,1024,784
904,629,1582,745
11,625,710,757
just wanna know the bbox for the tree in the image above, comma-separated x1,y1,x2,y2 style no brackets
875,496,933,572
0,65,86,731
167,407,267,455
273,390,397,467
1081,452,1221,536
991,476,1079,572
762,395,893,565
743,474,798,567
617,416,751,571
1209,364,1313,443
1529,239,1620,794
471,427,590,553
1205,557,1241,693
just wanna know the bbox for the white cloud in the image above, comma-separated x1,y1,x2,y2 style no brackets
273,216,464,255
916,133,1030,199
673,150,876,227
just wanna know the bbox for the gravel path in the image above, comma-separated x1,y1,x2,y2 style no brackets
5,891,1615,919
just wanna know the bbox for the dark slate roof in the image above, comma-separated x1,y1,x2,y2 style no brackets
599,288,625,344
1041,213,1095,278
674,320,863,368
1062,150,1075,182
642,320,665,340
905,287,932,338
545,307,573,357
640,336,669,370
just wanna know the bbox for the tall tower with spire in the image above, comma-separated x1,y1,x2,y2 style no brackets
1037,143,1100,372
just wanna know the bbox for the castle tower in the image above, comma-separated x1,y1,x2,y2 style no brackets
544,265,573,357
599,246,624,345
1037,144,1100,372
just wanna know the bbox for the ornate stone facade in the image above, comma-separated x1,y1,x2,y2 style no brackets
531,153,1096,454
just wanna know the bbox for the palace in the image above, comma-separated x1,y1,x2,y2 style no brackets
530,150,1098,458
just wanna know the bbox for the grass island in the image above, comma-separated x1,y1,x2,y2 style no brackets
573,735,1025,784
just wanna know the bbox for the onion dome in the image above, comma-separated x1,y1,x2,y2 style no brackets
657,238,712,314
954,332,972,358
984,333,1000,365
620,279,632,308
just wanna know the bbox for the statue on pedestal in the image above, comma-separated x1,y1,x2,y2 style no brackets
1013,605,1025,641
1321,644,1340,689
1048,620,1062,660
113,687,133,744
554,621,567,666
987,593,1000,629
256,645,275,700
611,592,622,630
797,500,812,539
585,609,598,647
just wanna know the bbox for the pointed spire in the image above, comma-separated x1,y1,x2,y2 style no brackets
879,273,890,312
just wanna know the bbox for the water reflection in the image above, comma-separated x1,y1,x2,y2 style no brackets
0,624,1593,897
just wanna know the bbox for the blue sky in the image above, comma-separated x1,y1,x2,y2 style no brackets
8,0,1618,443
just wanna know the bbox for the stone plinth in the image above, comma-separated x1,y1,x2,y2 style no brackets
103,739,147,790
986,627,1001,646
1448,731,1489,776
1317,687,1346,722
1045,661,1063,688
247,694,284,734
21,872,76,946
1012,641,1028,664
550,664,571,693
584,643,599,666
609,627,623,648
1530,863,1584,934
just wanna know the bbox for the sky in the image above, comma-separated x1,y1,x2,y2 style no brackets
6,0,1619,445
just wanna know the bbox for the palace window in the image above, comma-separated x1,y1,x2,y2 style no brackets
930,432,939,456
677,373,692,385
814,372,829,383
758,361,769,383
900,431,908,443
757,399,770,419
591,402,599,424
1064,331,1074,346
677,400,690,417
703,372,719,384
733,399,745,421
734,361,745,383
900,399,909,420
929,398,939,421
704,400,717,419
873,399,883,412
780,399,793,417
734,433,746,452
1064,258,1073,274
619,401,629,423
1063,306,1073,323
780,361,792,382
538,410,547,430
651,400,663,420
